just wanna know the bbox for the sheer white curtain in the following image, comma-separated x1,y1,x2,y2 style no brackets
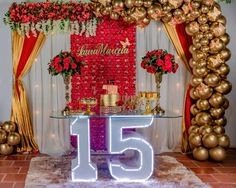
24,34,71,155
136,21,190,154
24,22,189,155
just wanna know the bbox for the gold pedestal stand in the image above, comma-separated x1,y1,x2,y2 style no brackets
81,98,97,115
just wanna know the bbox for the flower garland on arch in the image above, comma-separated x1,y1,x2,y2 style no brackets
4,1,97,37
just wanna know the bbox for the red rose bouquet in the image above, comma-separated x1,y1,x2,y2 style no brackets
48,51,86,76
141,49,179,75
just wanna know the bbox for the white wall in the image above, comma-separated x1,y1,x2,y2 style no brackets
0,1,236,145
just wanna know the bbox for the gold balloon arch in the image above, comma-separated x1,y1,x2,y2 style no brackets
92,0,232,161
5,0,231,161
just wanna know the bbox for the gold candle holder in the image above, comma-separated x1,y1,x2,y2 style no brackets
81,98,97,115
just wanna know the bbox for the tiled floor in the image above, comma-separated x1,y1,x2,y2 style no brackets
0,149,235,188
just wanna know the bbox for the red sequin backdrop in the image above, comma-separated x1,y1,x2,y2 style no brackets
70,19,136,150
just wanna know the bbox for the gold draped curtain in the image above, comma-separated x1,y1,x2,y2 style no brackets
11,31,46,152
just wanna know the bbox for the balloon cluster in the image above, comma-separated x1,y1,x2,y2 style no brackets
0,121,21,155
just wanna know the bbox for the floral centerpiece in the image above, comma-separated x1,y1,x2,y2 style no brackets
140,49,179,114
48,51,86,115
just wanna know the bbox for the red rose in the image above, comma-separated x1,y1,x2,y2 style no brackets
173,63,179,73
164,54,173,61
64,62,70,70
54,57,61,64
57,65,63,73
71,63,77,69
156,51,162,57
147,66,156,74
141,61,146,68
63,57,71,64
156,59,164,66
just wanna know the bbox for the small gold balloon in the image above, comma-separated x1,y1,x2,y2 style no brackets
220,48,231,61
0,143,14,155
202,0,215,7
207,55,223,69
190,134,202,147
0,129,7,144
200,38,209,46
198,15,208,24
110,12,119,20
222,98,229,109
188,125,199,134
134,0,143,7
185,21,199,36
210,107,225,119
215,117,227,127
213,125,225,135
214,80,232,95
191,117,198,126
159,0,168,4
189,58,197,68
200,126,213,136
204,73,221,87
2,121,16,132
196,99,210,111
216,64,230,77
193,147,209,161
209,38,225,54
193,66,209,78
190,88,199,100
163,4,172,12
191,1,200,9
218,15,227,25
200,23,209,32
125,0,135,8
209,146,226,162
195,32,204,40
205,32,214,40
113,0,124,10
190,104,200,116
190,76,203,87
218,134,230,148
147,3,163,20
209,93,225,108
203,133,218,148
211,23,226,37
7,132,21,146
190,9,200,19
131,7,147,21
220,33,230,46
143,0,153,7
168,0,183,9
173,9,183,17
195,112,213,126
161,12,172,23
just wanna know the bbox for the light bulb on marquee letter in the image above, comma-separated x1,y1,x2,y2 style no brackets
107,116,154,181
70,117,97,182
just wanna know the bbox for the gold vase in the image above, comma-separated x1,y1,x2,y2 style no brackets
62,74,71,116
153,73,165,115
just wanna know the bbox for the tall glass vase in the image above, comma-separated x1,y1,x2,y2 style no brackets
153,72,165,115
62,74,71,115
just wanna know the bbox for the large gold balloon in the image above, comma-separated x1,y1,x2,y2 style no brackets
0,129,7,144
190,88,199,100
199,126,213,136
209,38,225,54
125,0,135,8
198,15,208,24
195,112,213,126
173,8,183,17
195,83,213,99
208,7,221,22
214,80,232,95
209,146,226,162
216,64,230,78
204,73,221,87
211,23,226,37
215,117,227,127
131,7,147,21
193,147,209,161
193,66,209,77
210,107,225,119
213,125,225,135
218,15,226,25
203,133,218,148
168,0,183,9
161,12,172,23
220,48,231,61
7,132,21,146
2,121,16,132
0,143,14,155
147,3,163,20
196,99,210,111
222,98,229,109
188,125,199,134
209,93,225,108
218,134,230,148
190,76,203,87
190,104,200,116
220,33,230,46
185,21,200,36
190,134,202,147
207,55,223,70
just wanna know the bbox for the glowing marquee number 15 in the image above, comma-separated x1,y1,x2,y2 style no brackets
70,116,154,182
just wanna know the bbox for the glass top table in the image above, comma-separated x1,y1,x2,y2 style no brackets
50,110,182,119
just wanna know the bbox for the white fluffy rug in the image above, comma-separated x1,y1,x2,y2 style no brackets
25,155,210,188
